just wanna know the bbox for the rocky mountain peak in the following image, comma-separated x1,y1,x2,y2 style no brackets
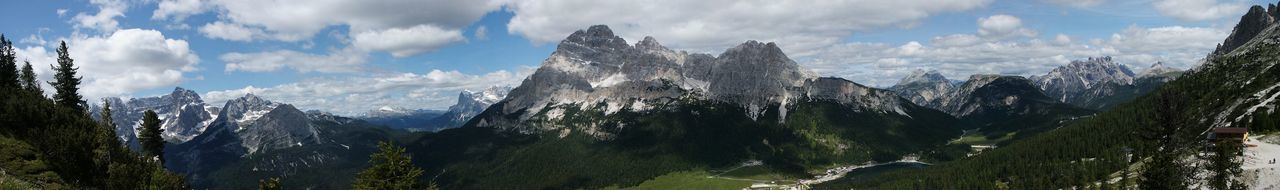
721,40,786,59
896,69,950,86
1138,62,1182,78
1031,56,1135,102
1214,4,1277,55
221,93,280,128
561,25,630,50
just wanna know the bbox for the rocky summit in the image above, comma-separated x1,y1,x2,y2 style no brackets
472,25,912,134
93,87,219,149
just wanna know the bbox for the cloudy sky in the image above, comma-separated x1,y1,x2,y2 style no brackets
0,0,1260,115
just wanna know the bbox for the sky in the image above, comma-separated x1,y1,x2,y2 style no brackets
0,0,1263,116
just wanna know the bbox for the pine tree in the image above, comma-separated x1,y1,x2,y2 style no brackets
20,61,41,95
138,110,165,164
1138,90,1196,190
48,41,84,112
99,100,115,129
352,142,424,190
0,35,19,89
1207,141,1247,190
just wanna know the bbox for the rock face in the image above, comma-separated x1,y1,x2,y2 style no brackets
427,86,511,129
178,94,323,156
1024,58,1184,110
938,75,1076,120
1030,56,1136,103
92,87,218,149
472,25,908,134
1214,5,1277,56
888,69,955,108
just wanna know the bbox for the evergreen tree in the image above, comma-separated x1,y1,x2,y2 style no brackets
99,100,115,129
0,35,18,89
259,177,282,190
138,110,165,164
20,61,41,95
1138,90,1196,190
1207,141,1247,190
352,142,424,190
48,41,84,112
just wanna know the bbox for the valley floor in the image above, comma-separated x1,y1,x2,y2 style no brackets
1242,134,1280,190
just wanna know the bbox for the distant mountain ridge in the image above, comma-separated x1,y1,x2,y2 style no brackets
360,86,511,131
92,87,218,150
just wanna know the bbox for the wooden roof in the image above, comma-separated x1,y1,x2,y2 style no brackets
1213,127,1248,134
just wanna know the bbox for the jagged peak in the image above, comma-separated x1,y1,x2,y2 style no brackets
560,25,629,50
634,36,671,52
721,40,786,58
1214,4,1277,55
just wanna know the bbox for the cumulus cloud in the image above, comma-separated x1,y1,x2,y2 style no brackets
1042,0,1106,7
506,0,992,55
152,0,206,21
72,0,127,32
198,21,264,42
203,68,534,115
16,29,201,100
222,48,367,73
802,25,1227,87
156,0,499,56
352,25,467,58
1153,0,1247,21
977,15,1037,39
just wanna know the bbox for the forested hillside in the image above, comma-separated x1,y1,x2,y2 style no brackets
0,39,186,189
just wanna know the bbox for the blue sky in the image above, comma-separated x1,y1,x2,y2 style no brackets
0,0,1261,115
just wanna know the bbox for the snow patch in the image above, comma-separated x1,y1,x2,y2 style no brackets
590,73,628,88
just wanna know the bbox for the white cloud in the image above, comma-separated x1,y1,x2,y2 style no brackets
352,25,466,58
198,21,265,42
1153,0,1247,21
802,25,1227,87
72,0,127,32
506,0,992,55
56,9,69,17
203,68,534,115
222,48,366,73
1042,0,1105,7
16,29,201,100
977,15,1036,39
152,0,206,21
162,0,500,42
475,25,488,40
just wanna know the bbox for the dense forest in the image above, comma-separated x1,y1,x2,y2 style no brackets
0,36,187,189
820,27,1280,189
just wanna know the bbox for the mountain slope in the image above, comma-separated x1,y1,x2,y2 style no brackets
940,75,1093,140
166,94,408,189
407,25,969,189
887,69,954,108
831,3,1280,189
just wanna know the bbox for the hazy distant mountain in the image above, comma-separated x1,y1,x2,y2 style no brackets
1027,57,1183,110
359,106,445,130
1030,57,1135,103
887,69,954,108
359,86,510,131
420,86,511,130
92,87,218,150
